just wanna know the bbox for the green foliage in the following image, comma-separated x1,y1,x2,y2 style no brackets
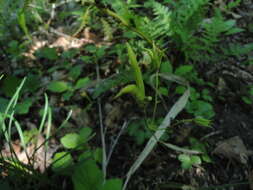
72,159,122,190
101,18,113,41
52,152,74,173
57,126,122,190
60,127,92,149
115,43,151,105
178,154,202,169
47,77,91,100
223,43,253,58
241,86,253,105
0,0,250,189
127,119,153,145
35,47,59,61
47,81,70,93
178,138,211,169
174,65,215,119
92,70,133,99
189,137,212,163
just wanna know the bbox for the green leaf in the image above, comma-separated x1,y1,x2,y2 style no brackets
74,77,90,90
225,27,244,35
178,154,191,163
35,47,58,60
126,43,145,98
62,91,74,101
186,100,215,119
84,44,97,53
178,154,192,169
0,97,9,112
2,75,22,97
93,148,103,163
60,128,92,149
79,127,92,140
24,74,41,93
61,133,80,149
100,179,123,190
158,87,168,96
78,151,93,162
224,19,236,30
181,161,192,169
18,12,30,39
16,98,33,114
242,96,252,104
47,81,69,93
202,154,212,163
62,49,78,59
191,155,201,165
175,86,186,94
114,84,145,102
68,65,82,80
160,61,173,74
52,152,73,172
175,65,193,76
72,160,103,190
193,117,212,127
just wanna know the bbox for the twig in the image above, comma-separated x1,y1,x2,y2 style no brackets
200,130,222,141
96,63,107,181
106,121,128,167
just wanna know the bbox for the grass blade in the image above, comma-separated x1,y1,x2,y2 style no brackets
123,76,190,190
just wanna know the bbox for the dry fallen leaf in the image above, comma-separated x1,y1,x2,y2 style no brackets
212,136,253,165
1,134,59,173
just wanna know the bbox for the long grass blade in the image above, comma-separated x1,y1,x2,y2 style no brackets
123,75,190,190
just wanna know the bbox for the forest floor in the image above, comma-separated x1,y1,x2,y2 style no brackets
1,1,253,190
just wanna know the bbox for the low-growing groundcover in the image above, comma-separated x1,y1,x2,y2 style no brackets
1,0,253,189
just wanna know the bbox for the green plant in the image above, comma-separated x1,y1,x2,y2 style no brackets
178,137,211,169
241,86,253,105
0,74,41,115
178,154,202,169
47,77,91,101
115,43,152,105
0,79,52,189
174,65,215,119
127,118,166,145
52,127,123,190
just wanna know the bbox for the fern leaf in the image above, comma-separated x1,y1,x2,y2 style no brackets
101,18,113,41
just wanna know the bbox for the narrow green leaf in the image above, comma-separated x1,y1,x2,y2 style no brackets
126,43,145,98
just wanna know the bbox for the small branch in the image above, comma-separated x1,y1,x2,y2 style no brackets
96,63,107,181
106,121,128,167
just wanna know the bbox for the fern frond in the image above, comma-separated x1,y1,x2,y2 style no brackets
101,18,113,41
139,2,172,46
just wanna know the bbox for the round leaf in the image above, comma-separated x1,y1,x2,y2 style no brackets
60,133,80,149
